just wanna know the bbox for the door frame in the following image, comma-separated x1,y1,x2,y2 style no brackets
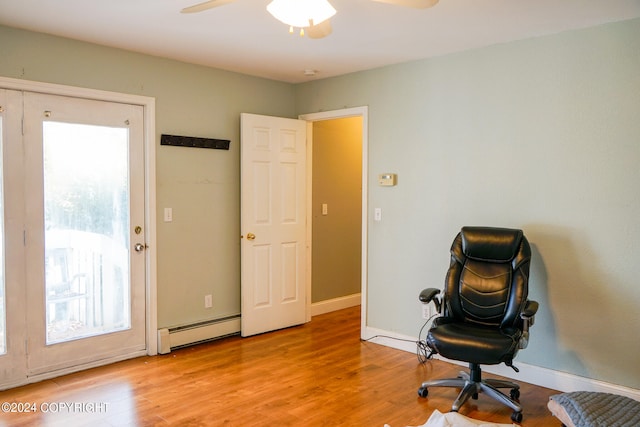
0,77,158,368
298,107,368,336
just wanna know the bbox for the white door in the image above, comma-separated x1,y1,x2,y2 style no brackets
240,113,307,337
0,91,147,382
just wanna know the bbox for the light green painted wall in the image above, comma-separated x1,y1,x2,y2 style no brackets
311,117,362,302
296,18,640,389
0,24,296,328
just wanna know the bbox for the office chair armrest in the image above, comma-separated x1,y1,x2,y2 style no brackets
518,300,539,349
419,288,440,303
522,300,539,318
419,288,442,313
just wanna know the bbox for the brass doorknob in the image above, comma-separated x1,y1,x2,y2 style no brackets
246,233,256,241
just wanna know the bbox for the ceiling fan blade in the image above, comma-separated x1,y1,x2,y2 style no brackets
371,0,438,9
181,0,237,14
307,19,332,39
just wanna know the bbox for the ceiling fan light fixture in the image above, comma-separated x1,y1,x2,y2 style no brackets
267,0,336,29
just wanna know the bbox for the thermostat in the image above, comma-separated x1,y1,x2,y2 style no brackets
378,173,397,186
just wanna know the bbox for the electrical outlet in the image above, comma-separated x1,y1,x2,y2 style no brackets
204,294,213,309
421,303,432,319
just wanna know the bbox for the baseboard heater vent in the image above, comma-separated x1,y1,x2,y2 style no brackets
157,315,241,354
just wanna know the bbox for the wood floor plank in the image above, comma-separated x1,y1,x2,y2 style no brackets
0,306,561,426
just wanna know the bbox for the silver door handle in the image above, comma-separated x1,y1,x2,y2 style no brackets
134,243,146,252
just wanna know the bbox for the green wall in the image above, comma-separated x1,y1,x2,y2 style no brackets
0,24,296,328
296,18,640,389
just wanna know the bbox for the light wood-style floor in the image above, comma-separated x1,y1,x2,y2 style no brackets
0,306,561,426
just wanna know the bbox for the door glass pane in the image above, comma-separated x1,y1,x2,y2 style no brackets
43,121,130,345
0,117,6,354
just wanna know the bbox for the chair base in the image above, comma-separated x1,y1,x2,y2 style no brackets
418,364,523,423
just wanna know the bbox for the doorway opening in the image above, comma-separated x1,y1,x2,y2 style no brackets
300,107,368,334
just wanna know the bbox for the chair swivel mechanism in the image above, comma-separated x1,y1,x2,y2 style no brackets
417,226,539,423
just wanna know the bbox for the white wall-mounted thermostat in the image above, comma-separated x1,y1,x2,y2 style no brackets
378,173,397,186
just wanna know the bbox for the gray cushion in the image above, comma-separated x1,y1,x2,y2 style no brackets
548,391,640,427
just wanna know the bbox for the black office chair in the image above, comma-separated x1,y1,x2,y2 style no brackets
418,226,538,423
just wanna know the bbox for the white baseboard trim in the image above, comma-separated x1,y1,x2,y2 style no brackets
363,326,640,401
311,293,361,317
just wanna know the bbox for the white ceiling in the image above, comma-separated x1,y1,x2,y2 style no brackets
1,0,639,83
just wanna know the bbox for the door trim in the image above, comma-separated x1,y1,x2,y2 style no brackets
0,77,158,359
298,107,368,336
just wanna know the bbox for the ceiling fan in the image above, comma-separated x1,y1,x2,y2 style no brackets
181,0,439,39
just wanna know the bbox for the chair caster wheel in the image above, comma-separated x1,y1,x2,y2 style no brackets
511,411,523,423
418,387,429,398
510,388,520,401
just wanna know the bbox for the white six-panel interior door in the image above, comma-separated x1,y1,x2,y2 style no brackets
240,113,308,337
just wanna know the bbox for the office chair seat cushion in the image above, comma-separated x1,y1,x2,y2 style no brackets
427,320,520,365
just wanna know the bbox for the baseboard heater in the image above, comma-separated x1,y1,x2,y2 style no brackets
157,314,241,354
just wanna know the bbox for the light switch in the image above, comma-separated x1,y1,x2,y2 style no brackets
164,207,173,222
374,208,382,221
322,203,328,215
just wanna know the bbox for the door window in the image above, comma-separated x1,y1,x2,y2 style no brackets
43,122,131,344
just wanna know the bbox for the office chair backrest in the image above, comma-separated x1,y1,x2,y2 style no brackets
444,226,531,329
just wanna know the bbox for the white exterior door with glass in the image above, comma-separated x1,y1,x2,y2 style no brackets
0,89,147,387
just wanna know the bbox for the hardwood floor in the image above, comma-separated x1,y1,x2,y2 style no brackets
0,306,561,426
